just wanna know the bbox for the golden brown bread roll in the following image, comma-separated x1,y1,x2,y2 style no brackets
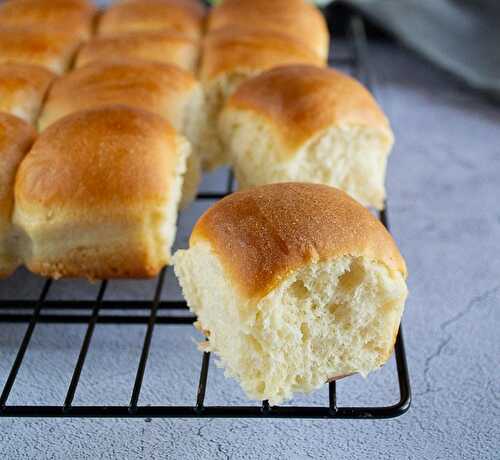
38,59,204,206
75,30,200,72
14,105,191,280
174,183,408,404
0,63,55,125
199,26,326,170
220,65,394,209
0,0,96,40
98,0,206,40
0,112,36,277
207,0,329,61
0,27,82,74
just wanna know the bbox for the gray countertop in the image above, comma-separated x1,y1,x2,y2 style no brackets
1,43,499,459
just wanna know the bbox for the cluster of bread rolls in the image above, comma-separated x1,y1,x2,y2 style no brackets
0,0,407,404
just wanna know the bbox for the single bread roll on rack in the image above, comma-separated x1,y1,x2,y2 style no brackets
0,112,36,277
174,183,408,405
220,65,394,209
38,59,204,207
14,105,190,280
0,63,55,125
199,27,326,170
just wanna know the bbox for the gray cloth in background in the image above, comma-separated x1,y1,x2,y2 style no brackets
342,0,500,101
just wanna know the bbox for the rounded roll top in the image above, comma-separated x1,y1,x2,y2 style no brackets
207,0,329,60
191,183,407,298
200,27,325,83
15,105,181,215
225,64,393,151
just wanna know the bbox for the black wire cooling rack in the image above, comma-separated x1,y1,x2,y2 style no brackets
0,16,411,419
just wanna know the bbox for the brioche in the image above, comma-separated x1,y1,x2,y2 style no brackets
220,65,394,209
0,27,81,74
98,0,206,40
199,27,325,170
207,0,329,60
38,59,202,206
0,0,96,40
14,105,189,280
76,31,199,72
174,183,408,404
0,112,36,277
0,63,55,125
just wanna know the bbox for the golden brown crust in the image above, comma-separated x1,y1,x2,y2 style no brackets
98,0,206,40
75,30,199,71
0,63,55,124
191,183,407,299
225,65,392,152
200,26,325,82
0,26,82,74
16,105,179,215
0,112,36,225
207,0,329,60
39,58,198,130
0,0,97,40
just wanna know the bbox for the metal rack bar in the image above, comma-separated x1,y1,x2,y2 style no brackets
129,268,167,413
0,15,411,419
63,281,108,410
0,280,52,408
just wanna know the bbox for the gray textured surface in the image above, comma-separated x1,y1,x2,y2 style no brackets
1,43,499,459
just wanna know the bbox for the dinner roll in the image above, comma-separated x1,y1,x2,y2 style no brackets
199,27,325,170
208,0,329,61
98,0,206,40
0,27,82,74
220,65,394,209
0,112,36,277
0,63,55,125
76,31,199,72
38,59,203,207
14,105,190,280
174,183,408,404
0,0,96,40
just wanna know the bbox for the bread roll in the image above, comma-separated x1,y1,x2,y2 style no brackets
208,0,329,61
76,31,199,72
199,27,325,170
0,0,96,40
14,105,189,280
0,27,81,74
0,112,36,277
38,59,203,207
0,63,55,125
220,65,394,209
174,183,408,404
98,0,206,40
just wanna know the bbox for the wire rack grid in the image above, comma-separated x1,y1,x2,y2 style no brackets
0,16,411,419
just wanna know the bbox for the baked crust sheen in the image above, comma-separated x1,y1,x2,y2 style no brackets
0,63,55,124
98,0,206,39
39,58,198,130
200,26,325,82
76,30,199,71
191,183,407,298
16,105,179,216
225,65,393,152
0,27,81,74
0,0,96,40
207,0,329,60
0,112,36,225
